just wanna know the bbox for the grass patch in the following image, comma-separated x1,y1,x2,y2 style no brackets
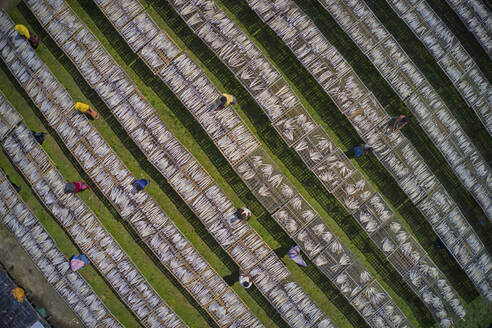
455,296,492,328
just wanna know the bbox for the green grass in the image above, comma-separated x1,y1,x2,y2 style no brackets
455,297,492,328
6,0,490,327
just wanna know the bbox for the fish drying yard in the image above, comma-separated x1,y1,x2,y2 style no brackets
0,0,491,327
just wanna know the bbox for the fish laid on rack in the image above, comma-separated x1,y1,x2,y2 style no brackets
246,0,492,307
443,0,491,58
172,1,470,327
0,91,22,140
318,0,491,221
387,0,491,135
100,0,469,326
2,8,262,328
71,0,337,326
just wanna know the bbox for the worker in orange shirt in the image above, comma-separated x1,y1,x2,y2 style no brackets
75,102,99,119
12,287,25,302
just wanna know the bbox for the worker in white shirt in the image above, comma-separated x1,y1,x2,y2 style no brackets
239,273,252,289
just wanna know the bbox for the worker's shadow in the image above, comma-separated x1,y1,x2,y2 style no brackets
223,272,237,286
273,246,290,258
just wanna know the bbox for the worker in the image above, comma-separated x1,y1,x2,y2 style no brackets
14,24,40,49
288,245,307,267
239,273,252,289
210,93,237,111
64,181,89,193
14,24,30,39
11,287,25,302
75,102,99,119
133,179,150,192
347,144,373,158
70,254,89,271
230,207,251,224
385,115,408,135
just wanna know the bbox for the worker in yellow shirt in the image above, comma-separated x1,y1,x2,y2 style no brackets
209,93,237,111
14,24,30,39
75,102,99,119
14,24,40,48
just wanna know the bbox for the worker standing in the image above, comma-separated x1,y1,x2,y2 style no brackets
70,254,89,271
64,181,89,193
210,93,237,111
11,287,25,302
14,24,40,48
31,131,46,145
75,102,99,119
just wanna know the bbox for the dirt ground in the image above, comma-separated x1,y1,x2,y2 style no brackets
0,0,18,10
0,225,83,327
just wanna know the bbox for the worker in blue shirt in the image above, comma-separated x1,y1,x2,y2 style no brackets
133,179,150,191
347,144,373,158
